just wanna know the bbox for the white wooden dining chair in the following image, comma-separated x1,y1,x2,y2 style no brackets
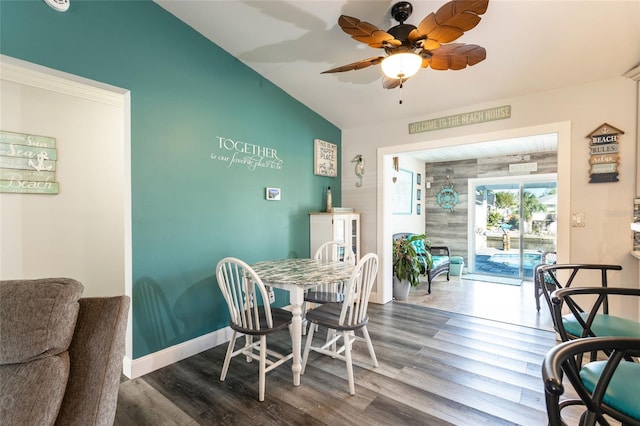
307,241,356,302
301,252,379,396
216,257,294,402
303,241,356,335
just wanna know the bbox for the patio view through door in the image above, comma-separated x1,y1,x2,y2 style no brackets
469,174,557,281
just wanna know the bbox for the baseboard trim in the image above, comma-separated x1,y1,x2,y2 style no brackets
123,326,234,379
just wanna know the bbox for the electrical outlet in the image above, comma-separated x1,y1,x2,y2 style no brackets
268,287,275,303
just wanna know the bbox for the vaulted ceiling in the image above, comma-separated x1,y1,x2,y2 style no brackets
155,1,639,159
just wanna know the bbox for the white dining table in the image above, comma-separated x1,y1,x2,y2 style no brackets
250,258,355,386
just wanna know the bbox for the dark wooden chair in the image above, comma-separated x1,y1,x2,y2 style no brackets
425,246,450,293
534,251,557,311
535,263,622,329
550,286,640,343
542,336,640,425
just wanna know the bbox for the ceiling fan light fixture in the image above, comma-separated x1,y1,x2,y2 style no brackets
381,52,422,79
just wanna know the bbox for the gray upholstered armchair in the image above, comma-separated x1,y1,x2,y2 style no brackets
0,278,129,426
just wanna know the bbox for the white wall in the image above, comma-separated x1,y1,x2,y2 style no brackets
0,61,126,298
390,155,425,236
343,76,639,321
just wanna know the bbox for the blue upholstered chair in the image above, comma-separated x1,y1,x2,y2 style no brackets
392,233,450,294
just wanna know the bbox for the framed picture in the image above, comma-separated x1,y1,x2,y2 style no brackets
314,139,337,177
417,203,421,215
417,188,421,200
417,173,422,185
266,187,281,201
392,169,413,215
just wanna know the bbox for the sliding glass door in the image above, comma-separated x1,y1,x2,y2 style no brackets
469,174,557,280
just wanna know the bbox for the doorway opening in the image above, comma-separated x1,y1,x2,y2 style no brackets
468,174,557,281
377,123,570,330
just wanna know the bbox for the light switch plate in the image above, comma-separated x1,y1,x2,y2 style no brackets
572,213,586,227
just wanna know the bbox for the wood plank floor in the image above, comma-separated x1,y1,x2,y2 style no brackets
406,274,555,331
115,302,580,426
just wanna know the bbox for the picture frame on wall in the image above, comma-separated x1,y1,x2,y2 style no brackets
266,187,281,201
392,169,413,215
417,173,422,185
313,139,337,177
417,188,421,201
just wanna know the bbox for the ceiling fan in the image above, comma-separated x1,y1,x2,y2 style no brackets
323,0,489,90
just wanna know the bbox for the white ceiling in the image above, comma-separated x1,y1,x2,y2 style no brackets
155,0,640,160
406,132,558,162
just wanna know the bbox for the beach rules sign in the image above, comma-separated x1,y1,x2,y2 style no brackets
586,123,624,184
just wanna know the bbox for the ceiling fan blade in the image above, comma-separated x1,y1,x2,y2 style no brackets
338,15,402,48
321,56,385,74
409,0,489,45
421,39,442,51
435,0,489,31
409,12,437,43
423,43,486,70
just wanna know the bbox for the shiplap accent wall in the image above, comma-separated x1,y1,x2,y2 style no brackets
424,152,558,263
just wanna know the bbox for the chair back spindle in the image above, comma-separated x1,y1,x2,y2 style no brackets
340,254,377,328
217,258,275,333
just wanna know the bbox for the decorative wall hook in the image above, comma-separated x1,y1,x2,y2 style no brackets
392,156,399,183
352,155,364,187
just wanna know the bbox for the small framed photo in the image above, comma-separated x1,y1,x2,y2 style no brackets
417,189,422,201
314,139,337,177
417,203,421,215
417,173,422,185
266,187,281,201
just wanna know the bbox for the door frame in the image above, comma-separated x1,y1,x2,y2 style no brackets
467,173,558,278
1,55,135,376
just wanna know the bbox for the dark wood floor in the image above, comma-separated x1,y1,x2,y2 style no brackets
115,302,578,426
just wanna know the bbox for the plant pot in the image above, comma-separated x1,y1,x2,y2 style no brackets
393,277,411,300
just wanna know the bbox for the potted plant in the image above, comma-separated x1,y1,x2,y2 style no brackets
392,234,432,299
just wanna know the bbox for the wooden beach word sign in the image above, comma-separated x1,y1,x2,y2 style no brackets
586,123,623,183
0,130,59,194
408,105,511,134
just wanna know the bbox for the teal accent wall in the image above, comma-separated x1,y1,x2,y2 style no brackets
1,0,341,358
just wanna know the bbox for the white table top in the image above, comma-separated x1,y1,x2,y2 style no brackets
251,258,355,286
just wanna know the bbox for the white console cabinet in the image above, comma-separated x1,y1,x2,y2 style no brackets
309,212,360,261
